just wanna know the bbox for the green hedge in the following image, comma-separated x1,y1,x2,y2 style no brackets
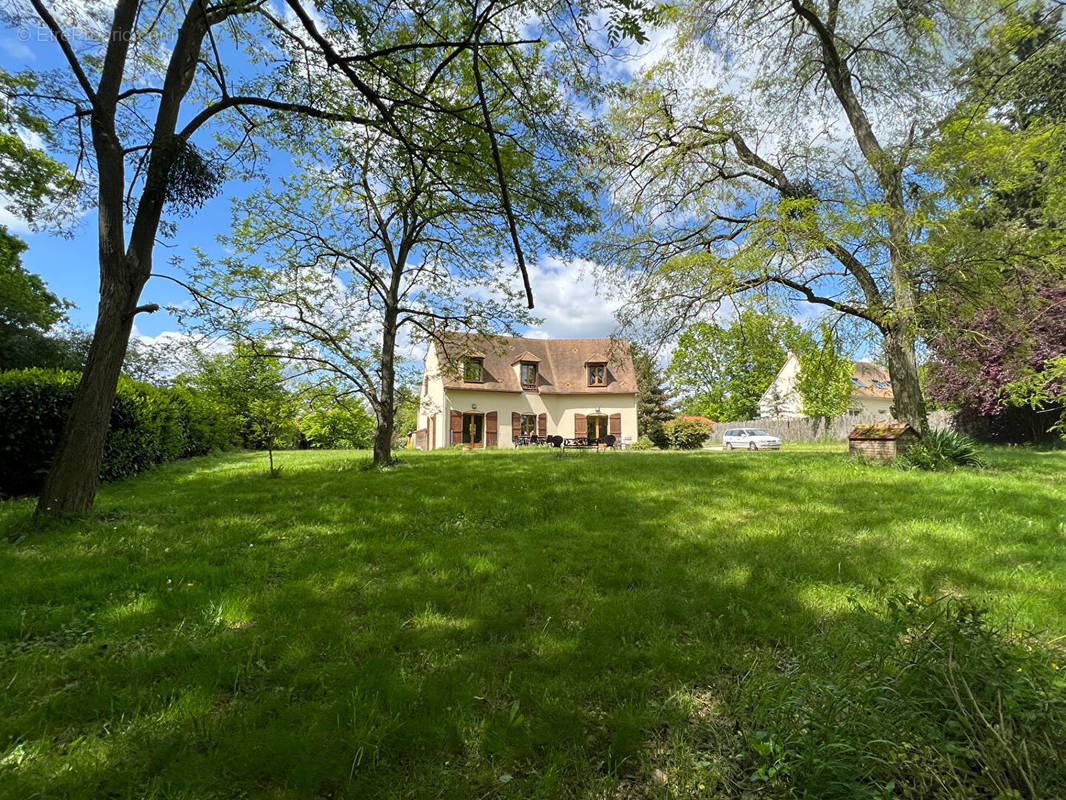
0,369,231,497
663,417,714,450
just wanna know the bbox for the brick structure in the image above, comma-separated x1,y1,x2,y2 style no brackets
848,422,919,463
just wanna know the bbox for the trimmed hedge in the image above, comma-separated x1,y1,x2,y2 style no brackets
0,369,231,497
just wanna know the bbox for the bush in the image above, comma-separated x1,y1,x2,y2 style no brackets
739,593,1066,798
0,369,231,497
300,404,374,450
901,429,987,471
629,435,658,451
663,417,713,450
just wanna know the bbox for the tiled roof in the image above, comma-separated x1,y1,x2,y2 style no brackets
848,422,918,440
435,333,637,394
851,362,894,399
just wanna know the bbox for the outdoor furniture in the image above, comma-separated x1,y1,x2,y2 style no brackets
562,437,599,450
604,435,616,448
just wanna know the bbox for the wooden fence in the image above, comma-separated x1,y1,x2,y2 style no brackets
708,410,953,443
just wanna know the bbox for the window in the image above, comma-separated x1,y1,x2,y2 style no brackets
463,357,483,382
520,362,537,389
587,363,607,387
850,377,867,388
871,379,889,390
520,414,537,435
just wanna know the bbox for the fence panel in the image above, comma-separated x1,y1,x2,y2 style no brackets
709,410,953,443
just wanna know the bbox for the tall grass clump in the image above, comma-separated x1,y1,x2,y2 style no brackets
902,430,988,471
737,593,1066,799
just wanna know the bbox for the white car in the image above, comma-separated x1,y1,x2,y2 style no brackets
722,428,782,451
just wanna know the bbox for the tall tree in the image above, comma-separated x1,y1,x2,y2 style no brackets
598,0,1015,435
668,310,809,421
8,0,642,513
630,343,674,446
0,68,79,370
9,0,357,513
0,229,70,369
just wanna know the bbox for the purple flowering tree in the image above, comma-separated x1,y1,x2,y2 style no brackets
927,278,1066,440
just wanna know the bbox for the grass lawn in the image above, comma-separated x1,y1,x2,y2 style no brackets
1,446,1064,799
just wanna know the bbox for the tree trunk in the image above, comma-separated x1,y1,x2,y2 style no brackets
373,303,400,467
883,324,928,435
36,269,143,514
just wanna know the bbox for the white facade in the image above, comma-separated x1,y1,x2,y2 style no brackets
757,352,896,420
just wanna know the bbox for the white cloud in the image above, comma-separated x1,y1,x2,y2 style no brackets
0,206,32,234
1,36,34,61
520,255,622,340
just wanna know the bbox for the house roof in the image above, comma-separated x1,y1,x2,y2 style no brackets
851,362,894,399
434,333,637,394
679,415,717,425
848,422,918,440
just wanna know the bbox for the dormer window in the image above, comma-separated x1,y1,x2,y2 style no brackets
520,362,538,389
463,357,484,382
587,362,607,387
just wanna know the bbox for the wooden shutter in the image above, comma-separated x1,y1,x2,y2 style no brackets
486,411,498,447
574,413,587,437
512,412,521,440
537,413,547,438
450,410,462,444
609,413,622,437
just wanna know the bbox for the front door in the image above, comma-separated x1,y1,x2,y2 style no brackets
462,413,484,447
587,414,608,441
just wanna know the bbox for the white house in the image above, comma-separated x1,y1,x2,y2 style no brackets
757,351,896,419
415,333,639,449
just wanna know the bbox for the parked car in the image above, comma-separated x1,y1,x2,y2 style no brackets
722,428,782,451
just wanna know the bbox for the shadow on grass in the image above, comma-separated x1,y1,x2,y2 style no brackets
0,448,1064,798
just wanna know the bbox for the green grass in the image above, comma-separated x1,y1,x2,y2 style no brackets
1,446,1064,799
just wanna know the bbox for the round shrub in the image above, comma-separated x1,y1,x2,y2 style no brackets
629,435,658,451
663,417,714,450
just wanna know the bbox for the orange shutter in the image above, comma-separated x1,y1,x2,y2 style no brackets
486,411,498,447
574,413,587,438
512,412,521,440
609,413,622,437
450,410,462,444
537,413,547,438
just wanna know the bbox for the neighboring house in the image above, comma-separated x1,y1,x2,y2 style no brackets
415,333,639,449
757,351,896,419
